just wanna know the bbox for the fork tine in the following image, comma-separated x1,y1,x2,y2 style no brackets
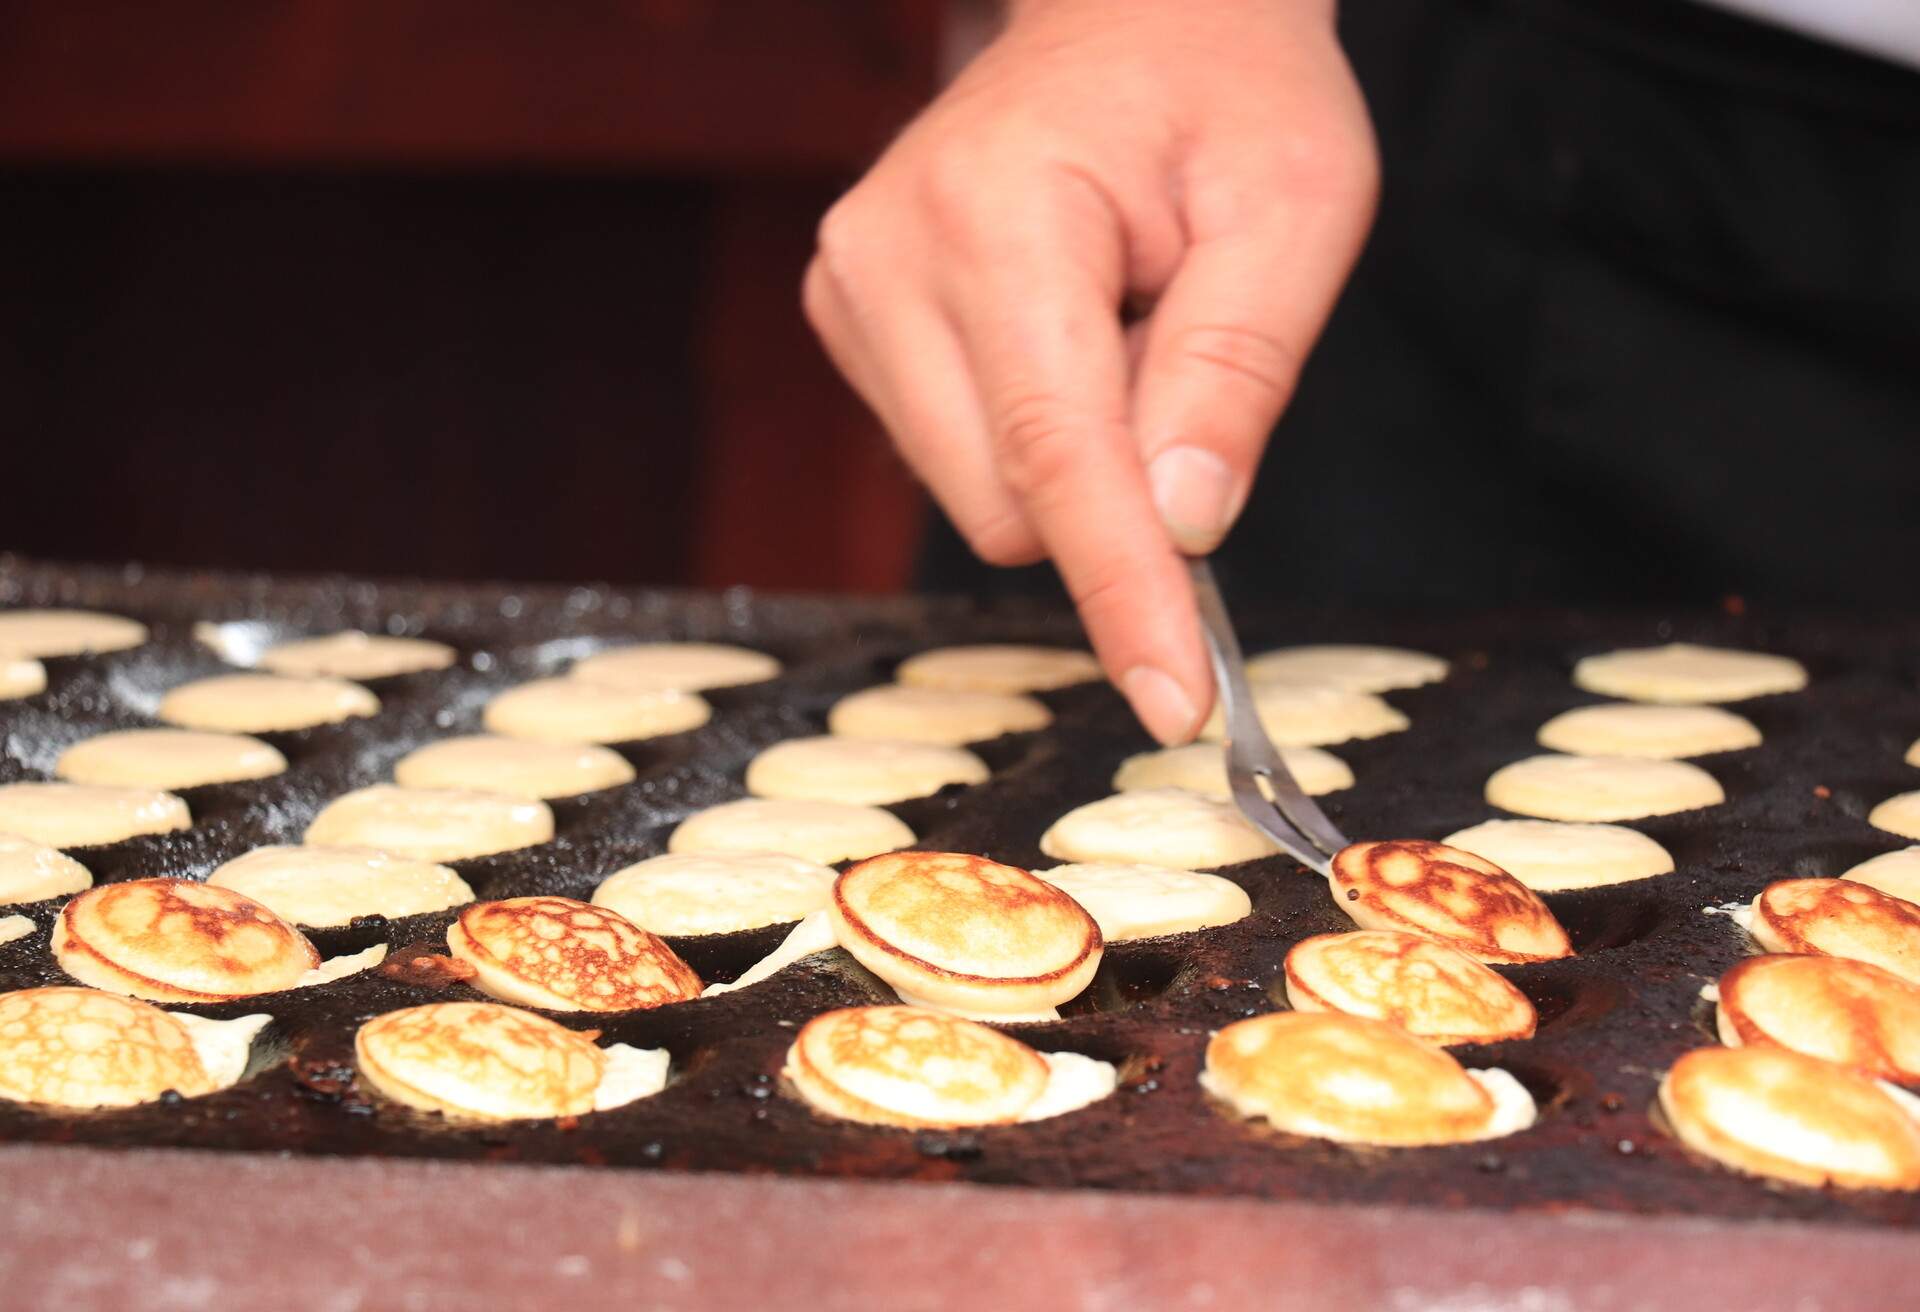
1186,559,1351,875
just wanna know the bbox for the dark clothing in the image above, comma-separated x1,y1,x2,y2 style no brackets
919,0,1920,608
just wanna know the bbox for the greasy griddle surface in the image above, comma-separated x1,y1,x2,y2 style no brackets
1,557,1917,1231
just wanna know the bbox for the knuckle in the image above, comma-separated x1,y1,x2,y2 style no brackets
799,259,835,335
1066,558,1136,630
1168,322,1301,407
812,196,871,284
990,392,1087,498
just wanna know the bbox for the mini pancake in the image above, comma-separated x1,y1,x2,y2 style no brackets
894,644,1101,694
1484,753,1723,822
1716,955,1920,1084
1284,931,1536,1045
1198,681,1408,748
784,1005,1049,1127
1201,1011,1536,1146
0,781,190,849
667,798,913,866
1909,737,1920,768
354,1001,605,1120
1657,1045,1920,1190
1038,788,1281,870
483,677,711,744
1035,863,1251,940
1572,642,1808,704
1329,840,1573,965
571,641,781,693
304,785,554,864
827,684,1051,746
1536,703,1761,759
1747,878,1920,985
1,657,45,701
1245,644,1448,694
158,673,379,733
1869,791,1920,842
0,833,92,904
0,914,34,944
1441,818,1675,892
1844,847,1920,906
53,878,319,1002
831,851,1103,1017
393,734,635,800
257,631,456,680
56,728,287,790
744,735,989,806
592,851,837,936
208,845,474,928
447,896,702,1012
0,987,212,1108
1112,742,1352,800
0,609,147,658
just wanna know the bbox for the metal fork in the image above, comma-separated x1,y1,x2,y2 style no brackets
1187,558,1351,876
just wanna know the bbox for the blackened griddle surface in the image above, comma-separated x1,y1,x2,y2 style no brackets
1,556,1917,1232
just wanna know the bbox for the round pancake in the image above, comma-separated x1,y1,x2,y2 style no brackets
158,673,379,733
1909,737,1920,768
1,658,46,701
1440,819,1675,892
1199,682,1407,748
304,785,554,864
393,734,634,800
1038,788,1281,870
667,798,912,866
1657,1045,1920,1190
1869,791,1920,842
208,844,474,928
1717,955,1920,1084
0,833,92,904
827,684,1051,746
571,642,781,693
0,987,212,1109
1035,863,1251,941
1572,642,1807,704
1329,840,1573,965
0,609,147,659
354,1001,605,1121
1749,878,1920,985
1484,753,1724,822
1245,644,1448,694
1536,703,1761,759
745,735,989,806
56,728,287,790
448,896,701,1012
483,677,711,744
1844,847,1920,907
784,1005,1050,1127
257,631,456,680
53,878,318,1002
1284,931,1536,1045
831,851,1103,1015
894,645,1101,694
1202,1011,1529,1146
591,851,837,936
1112,742,1352,800
0,781,190,849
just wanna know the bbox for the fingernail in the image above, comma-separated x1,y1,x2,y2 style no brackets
1148,446,1238,554
1122,665,1202,745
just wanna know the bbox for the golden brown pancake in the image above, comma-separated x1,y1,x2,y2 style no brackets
784,1005,1050,1128
1202,1011,1533,1146
55,729,287,790
0,987,213,1108
1748,878,1920,986
1657,1045,1920,1190
447,896,702,1013
1284,931,1536,1045
0,781,191,849
157,672,380,733
52,878,319,1002
1329,840,1573,965
0,609,147,659
256,630,456,680
830,851,1102,1017
354,1001,606,1121
1717,955,1920,1084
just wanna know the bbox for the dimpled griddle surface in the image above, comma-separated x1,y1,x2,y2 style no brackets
1,556,1918,1232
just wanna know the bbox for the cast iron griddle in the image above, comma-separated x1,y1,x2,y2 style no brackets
2,555,1919,1242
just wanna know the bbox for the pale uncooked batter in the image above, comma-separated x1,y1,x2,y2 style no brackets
827,684,1051,746
393,735,635,799
1535,703,1761,759
1039,788,1280,869
257,631,457,680
304,785,554,863
571,642,780,693
56,729,287,790
667,798,912,865
0,781,190,849
1198,681,1407,747
209,845,475,927
1442,818,1675,891
0,659,46,701
1870,791,1920,842
1245,643,1447,693
591,851,837,936
745,735,989,806
483,678,711,744
1571,642,1807,704
1112,741,1351,800
158,673,379,733
0,610,147,659
1485,753,1724,822
0,833,92,904
894,644,1101,694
